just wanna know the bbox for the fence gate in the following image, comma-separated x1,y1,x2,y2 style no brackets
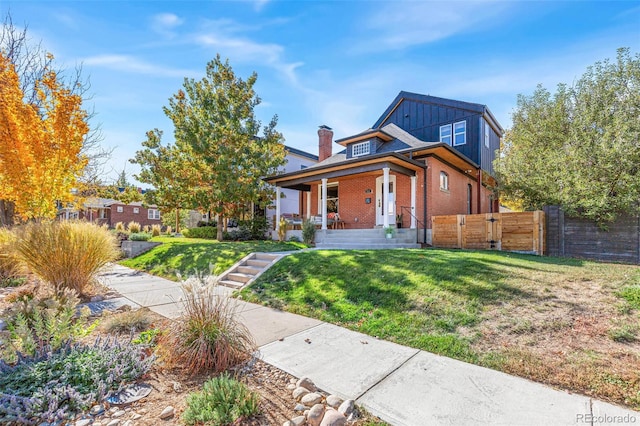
432,211,545,255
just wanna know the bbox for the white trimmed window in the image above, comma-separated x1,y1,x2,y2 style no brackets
116,206,123,213
440,171,449,191
439,124,452,145
454,121,466,146
148,209,160,220
133,207,139,214
484,121,490,148
352,141,370,157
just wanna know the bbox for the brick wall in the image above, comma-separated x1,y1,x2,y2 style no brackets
308,158,493,230
109,203,162,228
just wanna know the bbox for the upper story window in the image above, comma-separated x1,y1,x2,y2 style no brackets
454,121,466,146
439,124,452,145
440,171,449,191
133,207,140,214
352,141,370,157
148,209,160,220
484,121,490,148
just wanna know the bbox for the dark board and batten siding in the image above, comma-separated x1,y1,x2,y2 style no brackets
375,98,500,174
544,205,640,264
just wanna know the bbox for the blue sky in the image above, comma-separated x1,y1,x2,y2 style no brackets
2,1,639,184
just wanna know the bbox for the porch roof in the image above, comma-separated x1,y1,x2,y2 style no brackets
264,152,426,190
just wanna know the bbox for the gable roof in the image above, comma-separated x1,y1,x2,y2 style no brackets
372,91,504,135
285,145,318,161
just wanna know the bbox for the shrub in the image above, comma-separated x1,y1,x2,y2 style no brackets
2,288,97,360
127,221,141,233
237,216,269,240
183,374,260,425
197,220,217,227
114,221,125,232
182,227,217,239
14,221,119,296
159,272,256,375
129,232,152,241
0,338,154,423
132,328,161,346
288,235,301,242
151,224,161,237
0,227,22,281
302,218,316,245
102,308,155,334
223,228,252,241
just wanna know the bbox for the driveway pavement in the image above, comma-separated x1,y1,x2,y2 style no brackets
98,264,638,426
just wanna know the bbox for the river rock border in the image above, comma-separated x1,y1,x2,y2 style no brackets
283,377,358,426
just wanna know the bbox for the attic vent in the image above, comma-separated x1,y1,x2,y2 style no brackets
352,141,370,157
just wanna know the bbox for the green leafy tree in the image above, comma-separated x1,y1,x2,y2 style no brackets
131,129,196,232
164,55,286,240
495,48,640,224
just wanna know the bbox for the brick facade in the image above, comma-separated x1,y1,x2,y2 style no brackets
305,157,493,230
108,203,162,228
63,201,162,229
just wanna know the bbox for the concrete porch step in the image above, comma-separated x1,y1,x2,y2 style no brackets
219,279,244,289
255,253,279,261
247,259,271,268
316,243,421,249
227,272,253,283
218,252,284,290
237,265,261,275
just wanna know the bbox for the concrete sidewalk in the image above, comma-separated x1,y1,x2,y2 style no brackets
99,264,638,426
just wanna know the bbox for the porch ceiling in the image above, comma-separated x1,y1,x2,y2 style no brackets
266,153,424,189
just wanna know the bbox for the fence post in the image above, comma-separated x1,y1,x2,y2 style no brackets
457,214,464,249
558,207,565,257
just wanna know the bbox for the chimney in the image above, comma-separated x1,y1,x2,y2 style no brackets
318,125,333,162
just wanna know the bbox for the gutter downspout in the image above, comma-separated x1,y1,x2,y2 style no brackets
423,162,428,245
477,168,482,214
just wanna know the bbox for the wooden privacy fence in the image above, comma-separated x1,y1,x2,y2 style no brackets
544,206,640,264
431,211,545,255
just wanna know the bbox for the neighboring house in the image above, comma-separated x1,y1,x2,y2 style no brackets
58,198,162,229
265,145,319,223
264,91,504,243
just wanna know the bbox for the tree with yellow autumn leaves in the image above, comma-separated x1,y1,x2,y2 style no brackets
0,51,89,221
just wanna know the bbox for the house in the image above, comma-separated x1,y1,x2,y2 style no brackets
58,198,163,229
264,91,504,244
265,145,319,226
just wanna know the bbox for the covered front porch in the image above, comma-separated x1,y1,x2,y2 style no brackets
266,153,426,242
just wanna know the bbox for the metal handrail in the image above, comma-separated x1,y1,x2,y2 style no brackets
400,206,426,245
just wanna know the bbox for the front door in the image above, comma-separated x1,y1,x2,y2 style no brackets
375,175,396,226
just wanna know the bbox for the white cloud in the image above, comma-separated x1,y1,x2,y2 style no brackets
151,13,184,38
82,54,194,78
195,32,303,86
356,1,508,52
254,0,270,12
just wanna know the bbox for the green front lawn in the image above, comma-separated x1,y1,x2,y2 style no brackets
120,237,305,280
240,249,640,409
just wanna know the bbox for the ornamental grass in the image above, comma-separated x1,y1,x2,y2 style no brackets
14,221,119,296
159,271,256,375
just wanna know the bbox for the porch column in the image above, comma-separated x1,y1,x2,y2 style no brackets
275,186,281,233
321,178,328,230
306,191,311,219
383,167,390,228
410,175,417,229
